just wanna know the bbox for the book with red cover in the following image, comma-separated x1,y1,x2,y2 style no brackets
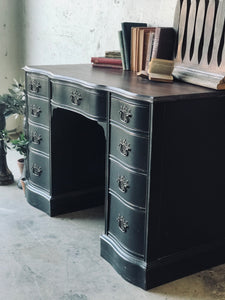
92,63,123,69
91,57,122,65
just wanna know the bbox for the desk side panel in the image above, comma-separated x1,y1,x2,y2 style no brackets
148,95,225,260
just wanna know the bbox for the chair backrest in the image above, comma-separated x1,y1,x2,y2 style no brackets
173,0,225,89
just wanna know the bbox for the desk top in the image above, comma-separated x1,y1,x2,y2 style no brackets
24,64,224,102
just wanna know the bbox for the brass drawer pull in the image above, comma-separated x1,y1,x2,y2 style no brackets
70,89,82,105
31,104,42,117
29,79,41,93
117,175,129,193
31,131,42,145
119,105,132,123
31,163,42,177
117,214,129,233
118,139,131,156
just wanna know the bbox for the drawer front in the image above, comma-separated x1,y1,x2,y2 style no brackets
110,124,149,172
28,151,50,191
111,97,150,132
28,122,50,154
28,96,49,127
26,74,49,98
109,159,146,209
108,193,145,256
52,81,107,120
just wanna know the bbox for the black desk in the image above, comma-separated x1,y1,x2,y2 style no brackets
24,64,225,289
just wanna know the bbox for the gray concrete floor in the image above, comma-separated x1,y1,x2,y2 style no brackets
1,148,225,300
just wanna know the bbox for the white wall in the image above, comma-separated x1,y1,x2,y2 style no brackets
0,0,178,93
0,0,24,93
23,0,178,65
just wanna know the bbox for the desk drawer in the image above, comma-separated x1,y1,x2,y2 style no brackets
27,74,49,98
28,96,49,127
109,159,146,209
110,124,149,172
28,151,50,191
28,122,50,154
52,81,107,120
111,97,150,133
108,193,145,256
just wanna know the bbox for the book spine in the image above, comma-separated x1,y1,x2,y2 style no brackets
91,57,122,65
105,51,121,58
151,27,175,60
145,32,155,71
121,22,147,70
121,27,129,70
92,63,123,69
118,30,127,70
151,28,160,60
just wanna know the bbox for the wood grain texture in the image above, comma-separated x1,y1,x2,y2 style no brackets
210,0,225,69
191,0,206,64
176,0,189,61
183,0,198,63
200,0,216,66
173,0,225,89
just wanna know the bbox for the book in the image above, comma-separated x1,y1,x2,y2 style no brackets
121,22,147,70
91,57,122,65
131,27,153,72
151,27,175,60
148,58,174,82
138,27,155,72
118,30,126,70
92,63,123,69
105,51,121,58
131,27,138,72
144,31,155,71
138,29,149,72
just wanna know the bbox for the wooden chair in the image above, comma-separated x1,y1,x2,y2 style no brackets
173,0,225,89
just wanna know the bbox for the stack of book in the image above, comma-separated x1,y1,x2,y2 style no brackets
118,22,176,82
91,51,123,69
118,22,147,71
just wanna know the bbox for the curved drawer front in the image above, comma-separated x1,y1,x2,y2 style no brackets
109,159,147,209
111,96,150,133
28,96,49,127
110,124,149,172
52,81,107,121
28,151,50,191
108,193,145,256
28,122,50,154
26,74,49,98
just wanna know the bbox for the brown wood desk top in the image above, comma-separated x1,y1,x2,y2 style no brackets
24,64,222,102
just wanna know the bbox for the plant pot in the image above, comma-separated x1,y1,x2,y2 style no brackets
17,158,25,190
20,178,26,193
17,158,25,174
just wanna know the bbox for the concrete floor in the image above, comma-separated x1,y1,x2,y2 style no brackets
1,149,225,300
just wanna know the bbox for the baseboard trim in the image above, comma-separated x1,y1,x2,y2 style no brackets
26,182,104,216
100,234,225,290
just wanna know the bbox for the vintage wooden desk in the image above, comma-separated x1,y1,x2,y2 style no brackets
24,64,225,289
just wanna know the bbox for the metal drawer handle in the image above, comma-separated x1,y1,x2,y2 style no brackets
31,131,42,145
70,89,82,105
29,79,41,93
118,139,131,157
31,104,42,117
117,214,129,233
119,105,132,123
117,175,129,193
31,163,42,177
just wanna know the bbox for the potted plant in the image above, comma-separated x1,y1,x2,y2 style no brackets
0,129,10,151
0,79,26,135
11,133,29,191
0,102,14,185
